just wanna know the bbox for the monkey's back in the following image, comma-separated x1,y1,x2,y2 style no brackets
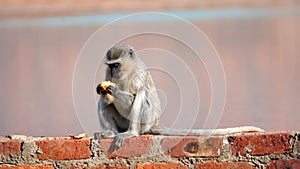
134,58,162,128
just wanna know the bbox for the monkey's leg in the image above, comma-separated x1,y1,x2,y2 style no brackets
113,88,146,148
95,102,119,139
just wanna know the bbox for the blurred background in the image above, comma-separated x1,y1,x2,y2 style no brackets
0,0,299,136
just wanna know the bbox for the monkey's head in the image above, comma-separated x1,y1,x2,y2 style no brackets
105,45,138,80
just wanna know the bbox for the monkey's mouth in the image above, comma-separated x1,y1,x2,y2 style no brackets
96,85,105,95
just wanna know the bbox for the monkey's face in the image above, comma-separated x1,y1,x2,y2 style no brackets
105,45,135,80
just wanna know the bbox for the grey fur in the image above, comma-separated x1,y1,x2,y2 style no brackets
95,45,263,149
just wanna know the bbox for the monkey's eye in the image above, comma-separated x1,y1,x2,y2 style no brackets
129,49,134,57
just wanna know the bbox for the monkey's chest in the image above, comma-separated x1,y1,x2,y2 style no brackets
116,83,137,97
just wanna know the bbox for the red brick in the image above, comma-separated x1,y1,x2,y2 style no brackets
267,159,300,169
99,135,152,158
35,139,91,160
102,164,129,169
0,139,22,157
196,162,254,169
229,133,291,156
70,164,129,169
0,165,54,169
69,165,101,169
136,162,188,169
161,136,222,157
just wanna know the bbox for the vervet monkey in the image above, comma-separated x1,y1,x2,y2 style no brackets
95,45,263,148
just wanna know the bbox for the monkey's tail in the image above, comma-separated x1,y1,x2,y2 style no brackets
148,126,264,136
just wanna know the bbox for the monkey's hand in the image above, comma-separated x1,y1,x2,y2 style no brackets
107,85,117,95
97,81,116,95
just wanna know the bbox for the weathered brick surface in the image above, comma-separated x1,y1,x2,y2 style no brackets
196,162,254,169
99,164,129,169
0,139,22,157
136,162,188,169
229,133,291,156
69,164,129,169
267,159,300,169
69,164,96,169
35,139,91,160
297,133,300,154
0,165,54,169
0,133,299,168
99,135,153,158
161,136,222,157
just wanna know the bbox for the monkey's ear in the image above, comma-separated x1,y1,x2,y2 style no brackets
129,48,134,57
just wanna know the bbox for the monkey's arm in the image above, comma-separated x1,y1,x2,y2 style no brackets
148,126,264,136
113,87,147,148
107,85,134,110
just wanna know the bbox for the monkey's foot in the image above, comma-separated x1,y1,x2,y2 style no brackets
94,130,115,139
114,132,134,149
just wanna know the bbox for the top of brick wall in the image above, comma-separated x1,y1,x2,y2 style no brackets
0,131,299,168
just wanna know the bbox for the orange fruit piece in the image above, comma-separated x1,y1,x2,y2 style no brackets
100,81,115,91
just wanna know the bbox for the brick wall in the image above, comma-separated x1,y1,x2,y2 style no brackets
0,132,299,168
